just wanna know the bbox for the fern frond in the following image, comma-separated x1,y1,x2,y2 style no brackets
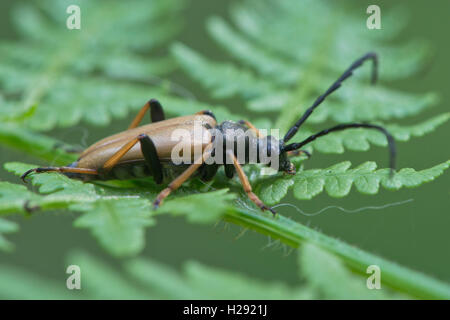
2,163,236,257
229,0,431,80
72,199,155,257
256,160,450,204
173,0,443,154
0,218,18,252
2,163,157,257
0,123,77,164
0,0,185,131
157,189,236,223
299,243,401,299
223,206,450,299
172,43,275,100
0,250,313,299
0,264,77,299
64,251,153,299
2,160,449,298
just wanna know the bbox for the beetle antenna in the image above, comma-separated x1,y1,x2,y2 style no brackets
283,52,378,142
283,123,396,175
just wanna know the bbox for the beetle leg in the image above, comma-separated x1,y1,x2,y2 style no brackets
195,110,216,121
139,134,163,184
21,167,98,182
224,164,235,179
102,134,164,183
128,99,166,129
153,143,214,208
238,120,264,138
227,150,276,215
200,163,219,181
103,137,142,170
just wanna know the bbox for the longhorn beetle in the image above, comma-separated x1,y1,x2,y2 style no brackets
21,52,396,214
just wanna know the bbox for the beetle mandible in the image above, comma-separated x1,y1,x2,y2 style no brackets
21,52,396,214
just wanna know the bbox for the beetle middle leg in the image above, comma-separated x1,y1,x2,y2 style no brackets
102,134,164,184
227,150,276,215
237,120,264,138
153,143,214,208
128,99,166,129
195,110,217,121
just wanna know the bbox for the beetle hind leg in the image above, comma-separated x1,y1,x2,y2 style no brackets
21,166,98,182
101,134,164,184
195,110,216,121
128,99,166,129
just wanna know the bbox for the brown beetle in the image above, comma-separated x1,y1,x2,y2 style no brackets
21,53,396,214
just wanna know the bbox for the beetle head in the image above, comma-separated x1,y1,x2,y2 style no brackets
259,135,296,174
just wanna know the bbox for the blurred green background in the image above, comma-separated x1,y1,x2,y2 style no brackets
0,0,448,291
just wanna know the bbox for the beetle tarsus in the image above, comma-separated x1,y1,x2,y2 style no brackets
153,187,172,210
23,200,40,214
21,169,36,183
21,167,59,182
195,110,216,121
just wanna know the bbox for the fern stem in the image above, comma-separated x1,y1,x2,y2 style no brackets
224,208,450,299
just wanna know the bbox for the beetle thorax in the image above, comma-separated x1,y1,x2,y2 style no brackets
209,121,283,170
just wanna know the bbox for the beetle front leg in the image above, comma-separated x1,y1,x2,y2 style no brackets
128,99,166,129
227,150,276,215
